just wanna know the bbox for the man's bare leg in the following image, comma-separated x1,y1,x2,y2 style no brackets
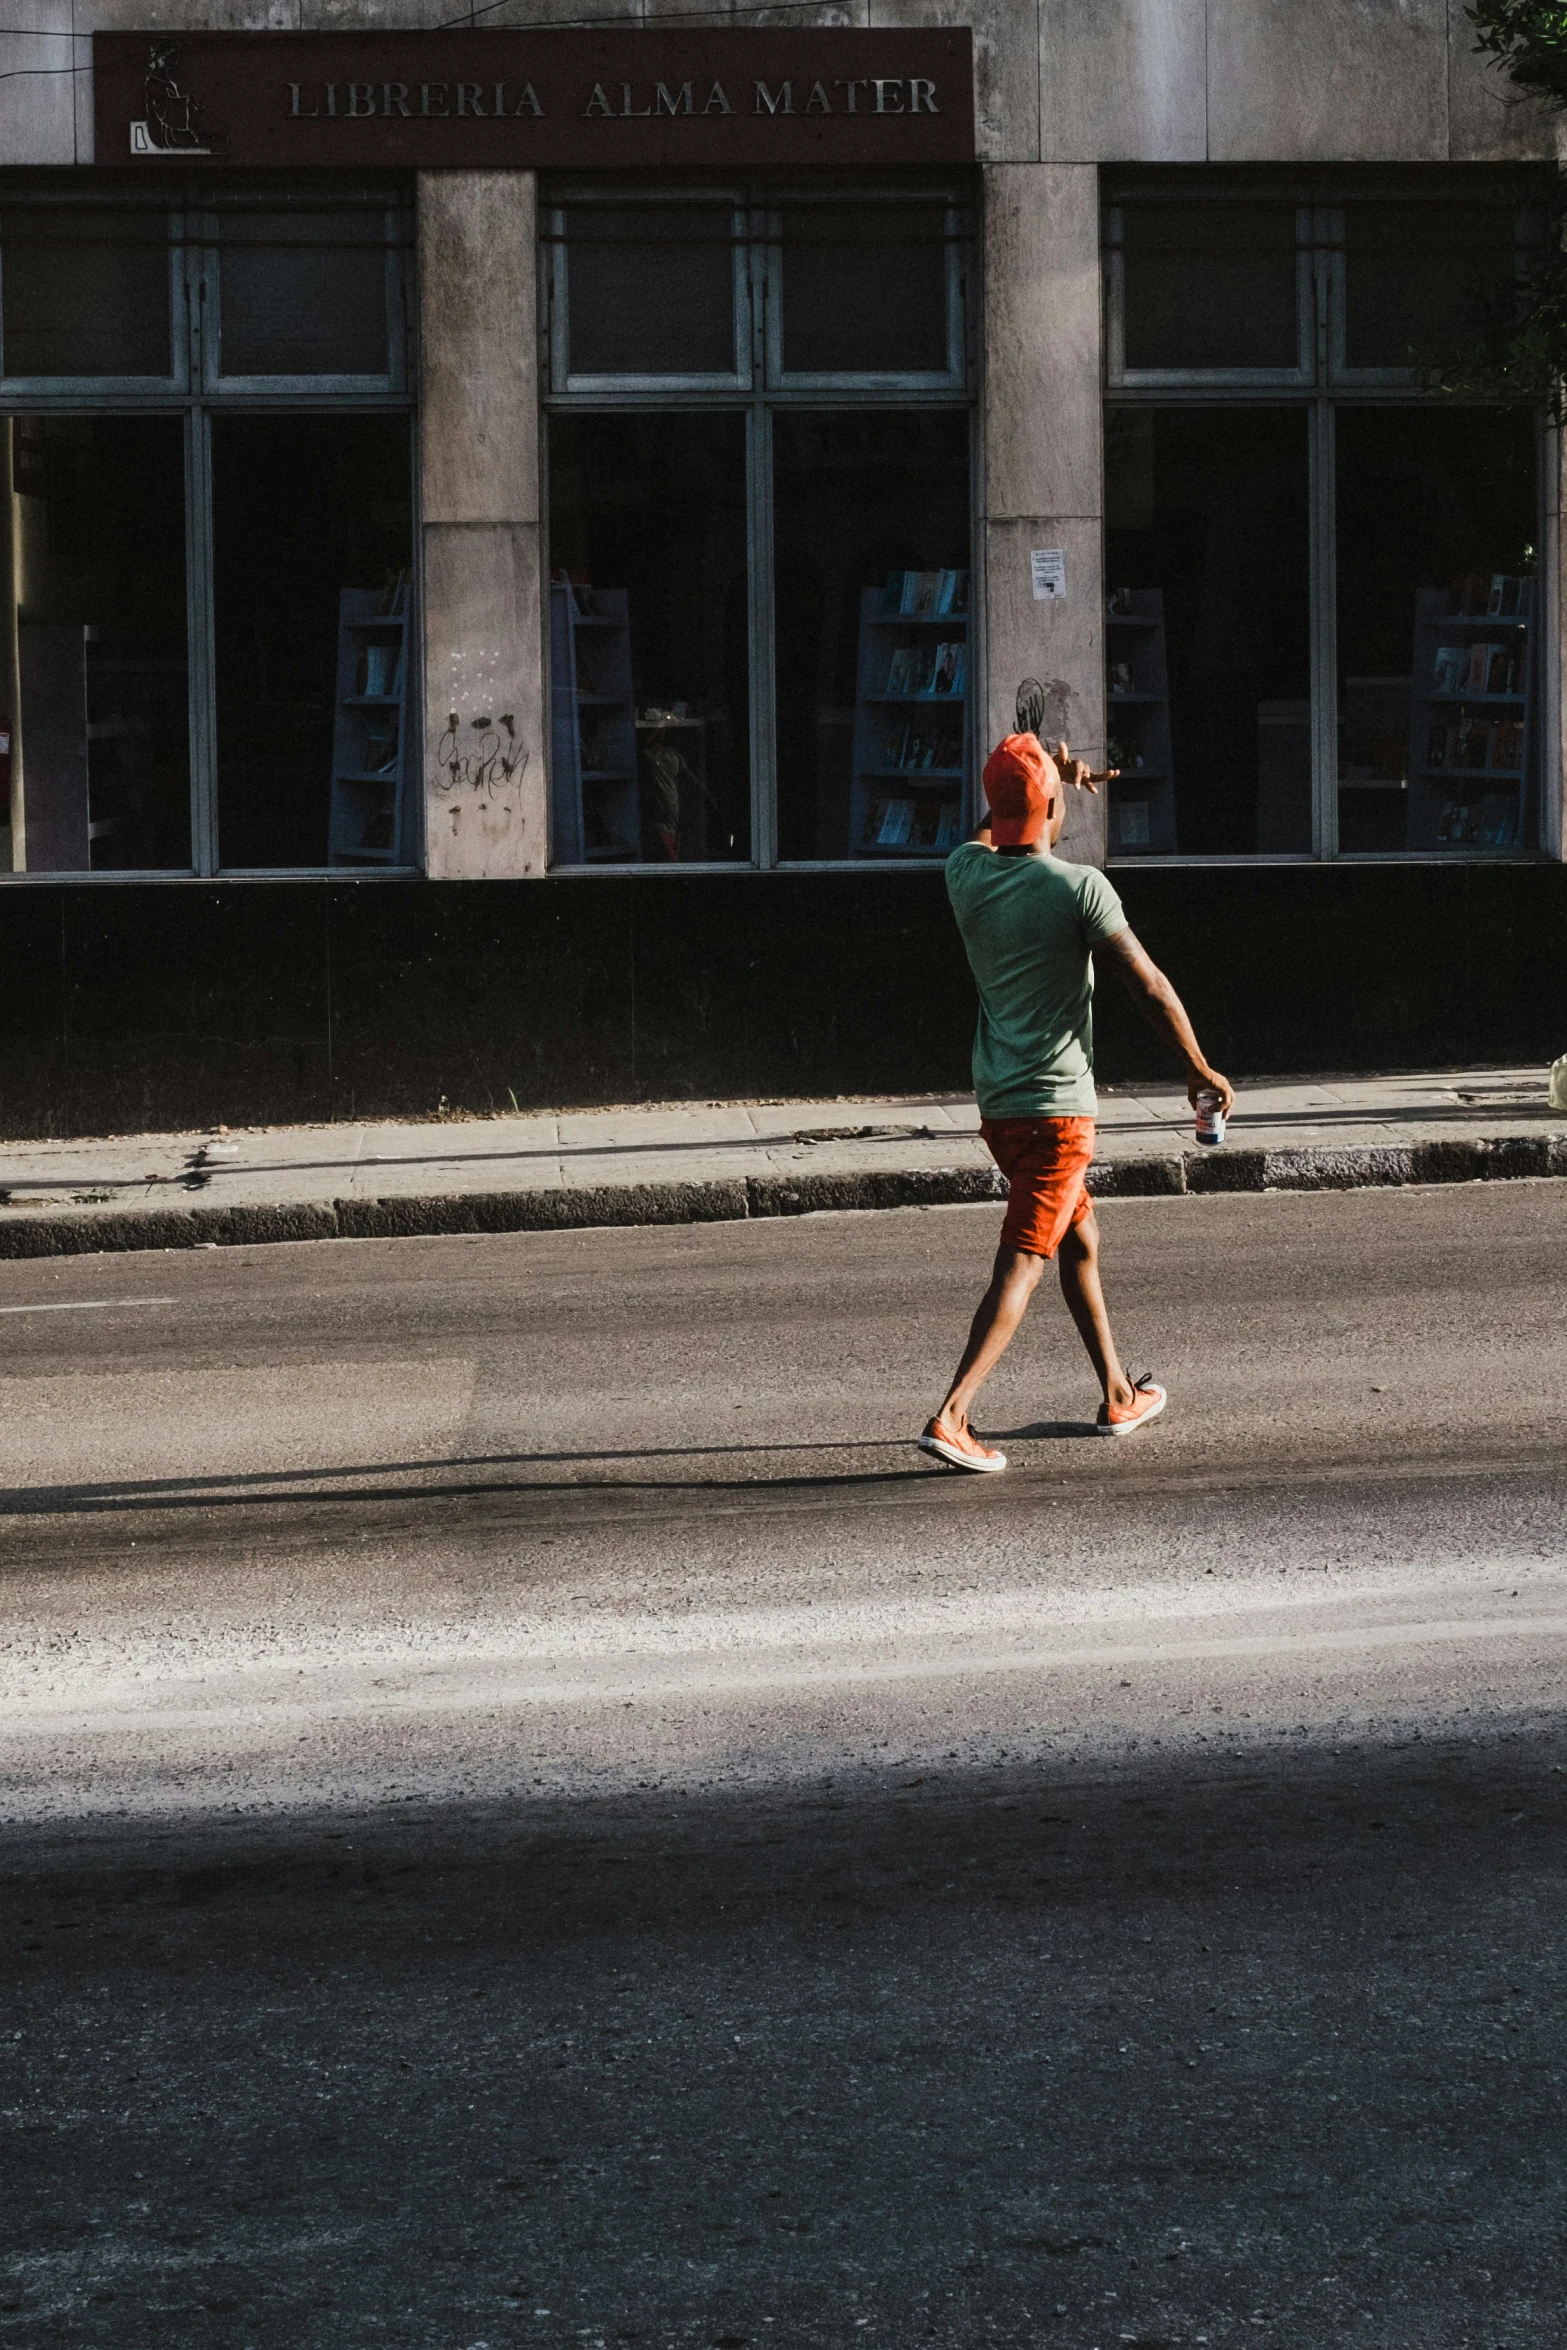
1056,1208,1134,1410
936,1245,1046,1433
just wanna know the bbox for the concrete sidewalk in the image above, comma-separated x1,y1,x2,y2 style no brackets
0,1065,1562,1258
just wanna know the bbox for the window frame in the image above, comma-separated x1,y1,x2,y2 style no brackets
0,177,417,885
545,189,754,396
0,193,191,400
542,177,978,876
762,191,968,395
1323,195,1539,391
1101,169,1555,870
199,198,412,399
1103,193,1317,393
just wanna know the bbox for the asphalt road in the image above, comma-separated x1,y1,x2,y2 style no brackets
0,1185,1563,2350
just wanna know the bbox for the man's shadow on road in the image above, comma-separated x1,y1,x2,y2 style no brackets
988,1419,1102,1441
0,1421,1138,1520
0,1440,950,1521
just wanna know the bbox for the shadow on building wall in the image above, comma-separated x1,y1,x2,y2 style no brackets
0,864,1563,1137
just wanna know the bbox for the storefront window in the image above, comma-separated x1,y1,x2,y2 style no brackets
547,411,749,864
1111,201,1304,377
1104,409,1311,857
0,184,413,879
1340,202,1521,373
215,210,394,382
1103,173,1545,862
1335,408,1537,853
213,415,413,870
775,203,954,381
545,187,974,870
773,409,969,862
556,205,742,384
2,415,189,872
0,204,174,383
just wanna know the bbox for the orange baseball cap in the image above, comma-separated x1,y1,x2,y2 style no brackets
982,733,1057,846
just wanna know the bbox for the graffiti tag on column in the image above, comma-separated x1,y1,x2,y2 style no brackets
432,712,530,801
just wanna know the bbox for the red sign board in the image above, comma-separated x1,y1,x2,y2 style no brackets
93,28,974,171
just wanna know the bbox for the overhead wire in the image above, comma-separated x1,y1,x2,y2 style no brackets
0,1,890,82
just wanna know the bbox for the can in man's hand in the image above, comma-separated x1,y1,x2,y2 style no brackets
1195,1088,1226,1147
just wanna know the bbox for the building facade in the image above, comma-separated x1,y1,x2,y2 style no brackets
1,2,1564,1132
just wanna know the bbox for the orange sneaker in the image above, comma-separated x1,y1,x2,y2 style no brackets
1096,1374,1167,1437
918,1416,1008,1474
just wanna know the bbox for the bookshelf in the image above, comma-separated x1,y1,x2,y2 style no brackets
549,582,638,864
329,585,409,866
850,570,969,860
1104,588,1175,855
1403,574,1534,852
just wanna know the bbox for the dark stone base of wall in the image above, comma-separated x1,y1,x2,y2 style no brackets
0,862,1563,1138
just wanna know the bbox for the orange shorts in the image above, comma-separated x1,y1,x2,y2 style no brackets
980,1115,1097,1259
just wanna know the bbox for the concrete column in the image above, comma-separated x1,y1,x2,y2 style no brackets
418,170,547,880
980,162,1106,866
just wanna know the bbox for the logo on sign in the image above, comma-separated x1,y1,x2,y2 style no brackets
130,41,227,157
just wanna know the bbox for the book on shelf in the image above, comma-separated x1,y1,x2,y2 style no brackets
901,797,964,850
1487,573,1524,618
1477,793,1519,846
884,639,968,698
1463,641,1493,693
1438,792,1517,847
362,713,400,776
1458,714,1491,769
929,640,964,697
1430,711,1525,773
887,568,969,619
880,723,962,773
1115,799,1151,848
1450,639,1521,696
864,796,916,848
1432,645,1465,693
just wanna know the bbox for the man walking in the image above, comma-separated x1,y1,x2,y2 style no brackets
920,730,1233,1473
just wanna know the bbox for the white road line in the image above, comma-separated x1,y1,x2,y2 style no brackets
0,1299,175,1316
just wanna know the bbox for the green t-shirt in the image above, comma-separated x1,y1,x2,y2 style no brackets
944,841,1128,1119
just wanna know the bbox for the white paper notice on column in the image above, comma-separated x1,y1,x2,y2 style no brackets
1030,548,1067,601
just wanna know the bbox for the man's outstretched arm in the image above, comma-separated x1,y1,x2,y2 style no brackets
1097,928,1235,1118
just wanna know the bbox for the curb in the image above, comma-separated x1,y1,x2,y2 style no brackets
0,1134,1562,1259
